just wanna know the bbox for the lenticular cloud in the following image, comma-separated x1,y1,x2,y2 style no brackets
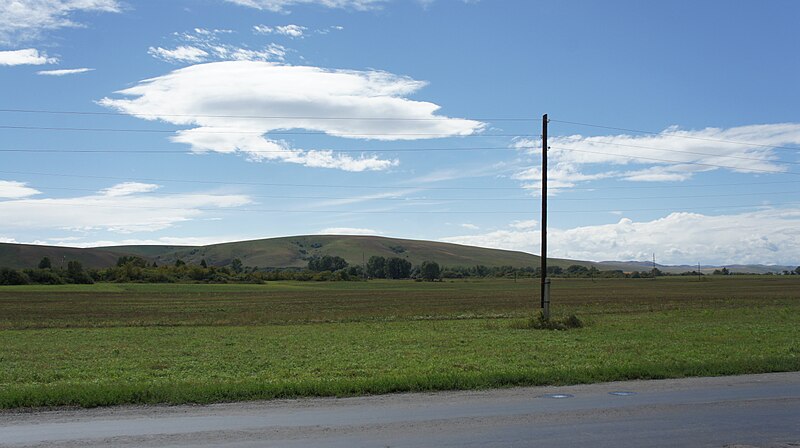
99,61,484,172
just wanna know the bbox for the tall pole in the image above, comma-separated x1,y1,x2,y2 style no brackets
541,114,550,320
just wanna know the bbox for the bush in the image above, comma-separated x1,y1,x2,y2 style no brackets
23,269,65,285
0,268,29,285
510,312,584,331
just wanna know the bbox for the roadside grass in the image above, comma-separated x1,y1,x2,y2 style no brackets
0,277,798,408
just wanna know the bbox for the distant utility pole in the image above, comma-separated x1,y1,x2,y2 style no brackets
652,253,656,279
541,114,550,320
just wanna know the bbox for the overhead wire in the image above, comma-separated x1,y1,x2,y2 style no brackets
550,135,800,165
15,184,799,202
550,118,800,153
4,169,800,192
0,124,533,138
549,146,800,176
0,107,537,122
6,199,799,215
0,169,526,190
0,145,524,154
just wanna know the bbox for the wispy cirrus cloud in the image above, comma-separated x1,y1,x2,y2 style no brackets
0,182,251,233
148,46,209,64
0,0,121,44
149,28,287,64
99,60,483,172
0,48,57,66
318,227,382,235
253,24,306,38
224,0,384,13
37,67,94,76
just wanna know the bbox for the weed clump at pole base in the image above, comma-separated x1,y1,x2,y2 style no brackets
510,312,584,330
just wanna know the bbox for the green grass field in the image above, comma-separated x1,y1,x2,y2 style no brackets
1,277,799,408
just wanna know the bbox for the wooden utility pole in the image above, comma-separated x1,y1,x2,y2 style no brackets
541,114,550,320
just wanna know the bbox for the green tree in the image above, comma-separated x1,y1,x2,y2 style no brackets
200,259,208,268
230,258,243,274
308,255,348,272
38,257,52,269
366,256,386,278
117,256,147,268
795,266,800,275
419,260,441,281
0,268,29,285
66,260,93,284
566,265,589,277
385,257,412,279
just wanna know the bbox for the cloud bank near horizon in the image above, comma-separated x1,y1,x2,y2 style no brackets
442,208,800,266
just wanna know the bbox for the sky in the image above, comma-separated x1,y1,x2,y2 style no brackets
1,0,799,266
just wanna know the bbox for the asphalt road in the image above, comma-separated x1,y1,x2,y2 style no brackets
2,372,799,447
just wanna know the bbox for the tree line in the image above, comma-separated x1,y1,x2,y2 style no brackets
2,255,799,285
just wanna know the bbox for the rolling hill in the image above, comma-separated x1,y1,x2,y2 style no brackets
101,235,559,269
1,235,794,273
1,235,567,270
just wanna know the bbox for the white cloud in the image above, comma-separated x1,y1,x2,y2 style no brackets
442,208,800,265
253,24,307,38
99,60,483,171
0,48,57,65
152,29,287,64
318,227,382,235
62,235,257,248
514,123,800,192
100,182,160,197
512,162,615,194
0,0,121,44
0,181,40,199
225,0,384,13
302,189,422,209
0,235,262,248
460,223,479,230
148,46,209,64
37,67,93,76
509,219,537,230
0,183,251,233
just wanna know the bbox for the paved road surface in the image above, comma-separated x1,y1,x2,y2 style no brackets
2,372,799,447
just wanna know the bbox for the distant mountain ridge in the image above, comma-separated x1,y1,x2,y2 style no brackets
0,235,794,274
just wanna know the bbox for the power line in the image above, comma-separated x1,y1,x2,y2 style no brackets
0,107,537,122
556,179,800,190
549,202,800,213
4,169,800,193
0,145,524,154
6,200,534,215
6,198,799,215
22,184,800,202
550,146,800,176
0,124,534,138
551,135,800,164
550,118,800,153
5,135,796,168
0,169,527,191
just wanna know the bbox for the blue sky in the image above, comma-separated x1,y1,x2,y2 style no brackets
1,0,799,265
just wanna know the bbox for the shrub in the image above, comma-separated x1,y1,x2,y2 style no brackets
0,268,29,285
23,269,65,285
510,312,584,331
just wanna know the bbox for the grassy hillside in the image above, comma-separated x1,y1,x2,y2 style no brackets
150,235,557,269
0,243,124,270
4,235,791,272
